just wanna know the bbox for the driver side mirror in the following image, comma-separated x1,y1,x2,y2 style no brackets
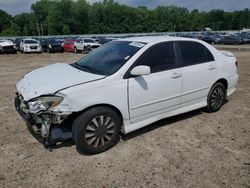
130,65,151,76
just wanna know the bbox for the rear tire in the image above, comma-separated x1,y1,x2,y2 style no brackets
206,83,226,113
72,107,121,155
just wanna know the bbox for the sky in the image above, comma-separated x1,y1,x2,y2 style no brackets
0,0,250,15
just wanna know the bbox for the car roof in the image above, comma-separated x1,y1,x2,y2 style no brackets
23,38,36,40
81,38,95,40
118,36,201,44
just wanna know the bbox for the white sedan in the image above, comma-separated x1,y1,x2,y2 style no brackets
20,38,42,53
15,36,238,154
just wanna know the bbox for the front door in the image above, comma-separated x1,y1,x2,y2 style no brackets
128,42,182,123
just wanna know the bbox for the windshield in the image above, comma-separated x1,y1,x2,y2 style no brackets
47,38,58,43
73,41,145,75
65,41,74,44
84,39,95,43
24,40,38,44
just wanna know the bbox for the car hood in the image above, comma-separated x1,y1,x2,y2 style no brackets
85,42,101,46
17,63,105,101
0,40,14,47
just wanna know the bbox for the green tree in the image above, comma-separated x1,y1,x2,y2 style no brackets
0,23,21,36
0,10,12,33
1,0,250,36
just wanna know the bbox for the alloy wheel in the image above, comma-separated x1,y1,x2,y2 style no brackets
85,115,115,148
210,86,225,111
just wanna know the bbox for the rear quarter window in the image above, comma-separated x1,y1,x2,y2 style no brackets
178,41,214,66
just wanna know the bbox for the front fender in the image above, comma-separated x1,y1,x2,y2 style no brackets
51,78,129,121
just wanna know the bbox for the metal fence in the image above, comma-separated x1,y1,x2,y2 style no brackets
0,30,242,40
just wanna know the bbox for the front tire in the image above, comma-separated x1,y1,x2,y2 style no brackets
74,47,78,53
206,83,226,112
72,107,121,155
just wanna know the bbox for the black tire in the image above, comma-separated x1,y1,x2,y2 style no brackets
74,47,78,53
72,107,121,154
206,83,226,113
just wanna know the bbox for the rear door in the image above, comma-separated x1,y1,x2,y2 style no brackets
176,41,217,107
128,42,182,123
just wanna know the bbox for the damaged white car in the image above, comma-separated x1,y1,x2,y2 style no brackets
0,39,17,54
15,36,238,154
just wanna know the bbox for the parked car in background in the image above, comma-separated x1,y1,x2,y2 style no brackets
20,39,42,53
15,36,238,154
74,38,101,53
0,40,17,54
14,38,23,51
219,35,244,45
98,37,116,45
63,39,75,52
240,32,250,44
201,34,223,44
41,38,64,53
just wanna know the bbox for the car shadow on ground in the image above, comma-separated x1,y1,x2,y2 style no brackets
26,107,211,151
121,109,203,141
121,99,229,141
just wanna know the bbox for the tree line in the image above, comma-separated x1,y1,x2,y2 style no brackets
0,0,250,36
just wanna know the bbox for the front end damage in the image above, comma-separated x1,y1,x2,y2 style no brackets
14,93,72,147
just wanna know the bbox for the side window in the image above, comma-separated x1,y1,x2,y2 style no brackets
178,41,214,66
135,42,176,73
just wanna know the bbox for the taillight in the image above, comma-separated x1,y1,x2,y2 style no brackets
235,61,238,68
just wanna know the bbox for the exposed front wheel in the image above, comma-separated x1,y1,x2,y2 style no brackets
206,83,226,112
72,107,121,155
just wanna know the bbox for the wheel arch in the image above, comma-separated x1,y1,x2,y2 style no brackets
214,78,228,90
69,103,124,124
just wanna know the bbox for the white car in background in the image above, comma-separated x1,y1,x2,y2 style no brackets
74,38,101,53
0,39,17,54
15,36,238,154
20,38,42,53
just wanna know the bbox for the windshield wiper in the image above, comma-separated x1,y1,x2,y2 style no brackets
74,63,100,74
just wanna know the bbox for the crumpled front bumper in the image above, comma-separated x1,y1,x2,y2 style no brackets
14,95,72,146
14,96,37,126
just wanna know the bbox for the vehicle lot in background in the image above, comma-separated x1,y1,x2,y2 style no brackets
74,38,101,53
41,38,64,53
0,39,17,54
20,39,42,53
218,35,245,45
0,46,249,187
13,38,23,51
63,39,75,52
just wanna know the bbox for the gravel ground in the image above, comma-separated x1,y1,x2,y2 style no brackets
0,49,249,188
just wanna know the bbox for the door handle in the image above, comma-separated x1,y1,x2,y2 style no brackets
171,72,182,78
208,65,216,70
